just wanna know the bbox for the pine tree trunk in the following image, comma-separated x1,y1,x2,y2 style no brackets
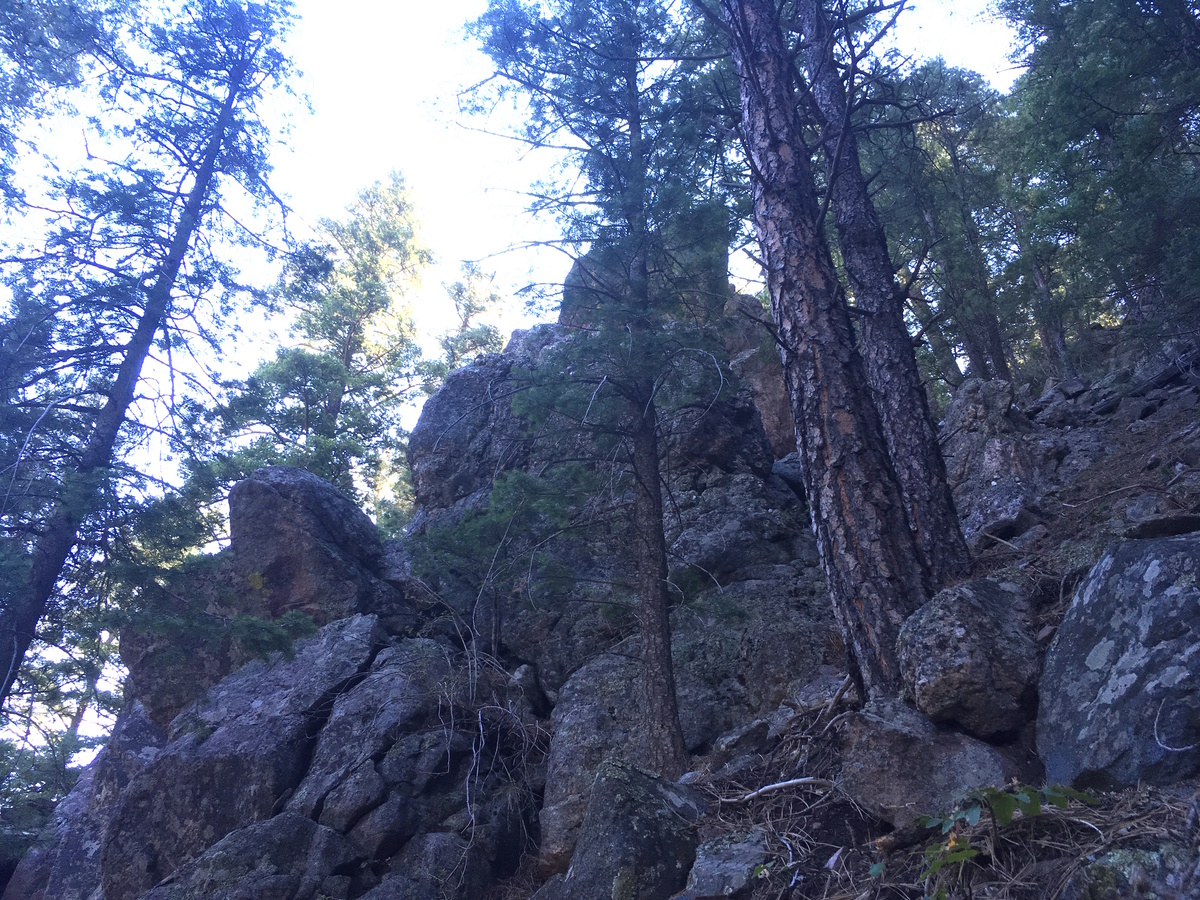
719,0,928,698
0,64,247,710
631,392,688,777
620,37,688,775
906,282,965,388
798,0,970,587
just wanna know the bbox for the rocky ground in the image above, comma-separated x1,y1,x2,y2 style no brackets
4,324,1200,900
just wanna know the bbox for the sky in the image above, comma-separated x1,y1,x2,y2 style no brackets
270,0,1021,341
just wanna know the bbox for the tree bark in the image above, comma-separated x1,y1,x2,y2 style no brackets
0,62,248,710
719,0,928,698
621,35,688,776
631,391,688,776
906,280,964,388
799,0,970,587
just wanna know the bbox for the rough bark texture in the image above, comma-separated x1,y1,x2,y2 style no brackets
0,64,247,708
631,400,689,777
799,0,970,587
720,0,928,698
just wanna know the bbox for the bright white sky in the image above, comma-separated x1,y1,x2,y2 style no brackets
270,0,1020,340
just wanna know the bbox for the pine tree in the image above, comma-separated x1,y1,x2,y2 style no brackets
715,0,929,698
473,0,733,775
0,0,296,710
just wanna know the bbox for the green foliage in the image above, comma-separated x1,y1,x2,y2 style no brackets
420,262,507,386
174,171,429,534
411,465,611,637
999,0,1200,331
913,783,1100,893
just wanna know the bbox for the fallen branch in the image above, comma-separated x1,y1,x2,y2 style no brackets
720,776,834,804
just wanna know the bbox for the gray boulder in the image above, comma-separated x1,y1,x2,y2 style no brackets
837,699,1019,829
898,579,1039,738
533,760,706,900
100,615,386,900
685,831,771,899
137,813,365,900
229,467,414,632
1038,534,1200,788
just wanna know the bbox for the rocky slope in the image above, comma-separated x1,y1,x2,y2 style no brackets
4,322,1200,900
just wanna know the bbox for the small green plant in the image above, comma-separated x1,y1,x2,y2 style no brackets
909,784,1099,898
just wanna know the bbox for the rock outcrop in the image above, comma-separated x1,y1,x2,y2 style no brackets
1038,533,1200,788
898,579,1040,739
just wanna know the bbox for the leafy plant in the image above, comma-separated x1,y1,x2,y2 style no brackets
911,784,1099,896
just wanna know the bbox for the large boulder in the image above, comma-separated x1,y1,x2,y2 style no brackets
136,814,366,900
1038,534,1200,788
229,467,414,632
533,760,706,900
898,579,1040,739
100,615,387,900
837,699,1020,829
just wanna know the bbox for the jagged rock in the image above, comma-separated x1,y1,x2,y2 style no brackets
685,831,771,899
100,615,386,900
898,579,1039,739
721,295,794,460
285,640,455,827
667,473,810,581
533,760,706,900
837,699,1019,829
358,833,491,900
941,379,1070,546
407,352,533,522
1038,535,1200,788
538,566,829,872
228,467,415,632
538,653,641,873
1,702,166,900
137,813,366,900
672,569,828,747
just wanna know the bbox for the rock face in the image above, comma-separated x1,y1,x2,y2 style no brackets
101,615,387,900
720,294,795,460
941,379,1067,547
898,579,1039,739
1038,534,1200,788
837,699,1019,829
532,760,706,900
229,466,416,632
402,316,833,871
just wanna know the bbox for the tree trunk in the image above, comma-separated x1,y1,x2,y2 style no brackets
719,0,928,698
799,0,970,587
0,63,247,710
631,391,688,777
906,280,965,388
622,41,688,776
